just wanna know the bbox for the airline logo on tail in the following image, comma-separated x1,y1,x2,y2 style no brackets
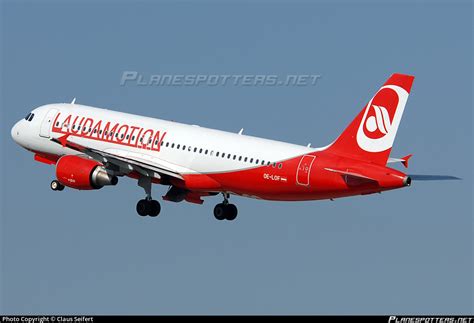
365,105,391,136
356,85,409,153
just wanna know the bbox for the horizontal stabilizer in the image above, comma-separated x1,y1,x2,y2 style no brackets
409,175,461,181
388,154,412,168
324,167,378,186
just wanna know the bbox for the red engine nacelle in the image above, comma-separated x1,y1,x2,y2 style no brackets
56,155,118,190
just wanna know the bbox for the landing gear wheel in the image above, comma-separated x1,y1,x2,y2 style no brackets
136,199,161,217
136,175,161,218
214,203,238,221
50,180,64,191
214,203,226,221
136,199,149,217
225,204,238,221
148,200,161,217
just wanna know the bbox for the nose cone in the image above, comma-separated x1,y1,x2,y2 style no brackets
11,120,28,148
11,121,21,144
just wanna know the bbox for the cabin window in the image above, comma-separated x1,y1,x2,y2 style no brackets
166,142,169,147
194,147,197,152
250,158,253,163
177,144,180,149
56,121,60,127
171,143,175,148
278,163,283,169
199,148,203,153
94,129,98,134
205,149,208,155
216,152,220,157
233,155,236,160
244,157,248,162
25,113,31,121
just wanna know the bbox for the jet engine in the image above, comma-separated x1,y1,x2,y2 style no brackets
56,155,118,190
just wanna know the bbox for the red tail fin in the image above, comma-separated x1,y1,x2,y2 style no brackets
325,73,415,165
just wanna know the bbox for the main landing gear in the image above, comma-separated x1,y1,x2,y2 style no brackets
50,180,64,191
136,176,161,217
136,198,161,217
213,193,238,221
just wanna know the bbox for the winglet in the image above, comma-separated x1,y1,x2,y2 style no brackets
401,154,412,168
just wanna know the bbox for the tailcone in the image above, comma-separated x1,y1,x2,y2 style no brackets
403,176,412,187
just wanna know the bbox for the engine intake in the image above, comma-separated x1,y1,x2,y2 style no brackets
56,155,118,190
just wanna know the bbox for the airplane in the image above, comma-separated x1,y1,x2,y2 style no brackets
11,73,459,220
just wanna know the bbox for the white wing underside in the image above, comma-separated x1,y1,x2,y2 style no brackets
53,134,186,180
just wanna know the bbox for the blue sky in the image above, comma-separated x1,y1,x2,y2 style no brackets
1,0,472,314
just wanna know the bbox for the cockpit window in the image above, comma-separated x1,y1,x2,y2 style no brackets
24,112,35,121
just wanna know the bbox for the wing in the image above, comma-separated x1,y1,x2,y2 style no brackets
51,133,184,180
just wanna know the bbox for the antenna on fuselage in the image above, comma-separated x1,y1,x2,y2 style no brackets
71,97,76,104
238,128,244,135
307,143,311,147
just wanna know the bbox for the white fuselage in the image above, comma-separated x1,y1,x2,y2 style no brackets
12,103,318,175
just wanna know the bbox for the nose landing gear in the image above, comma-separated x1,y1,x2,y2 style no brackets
213,193,238,221
50,180,65,191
